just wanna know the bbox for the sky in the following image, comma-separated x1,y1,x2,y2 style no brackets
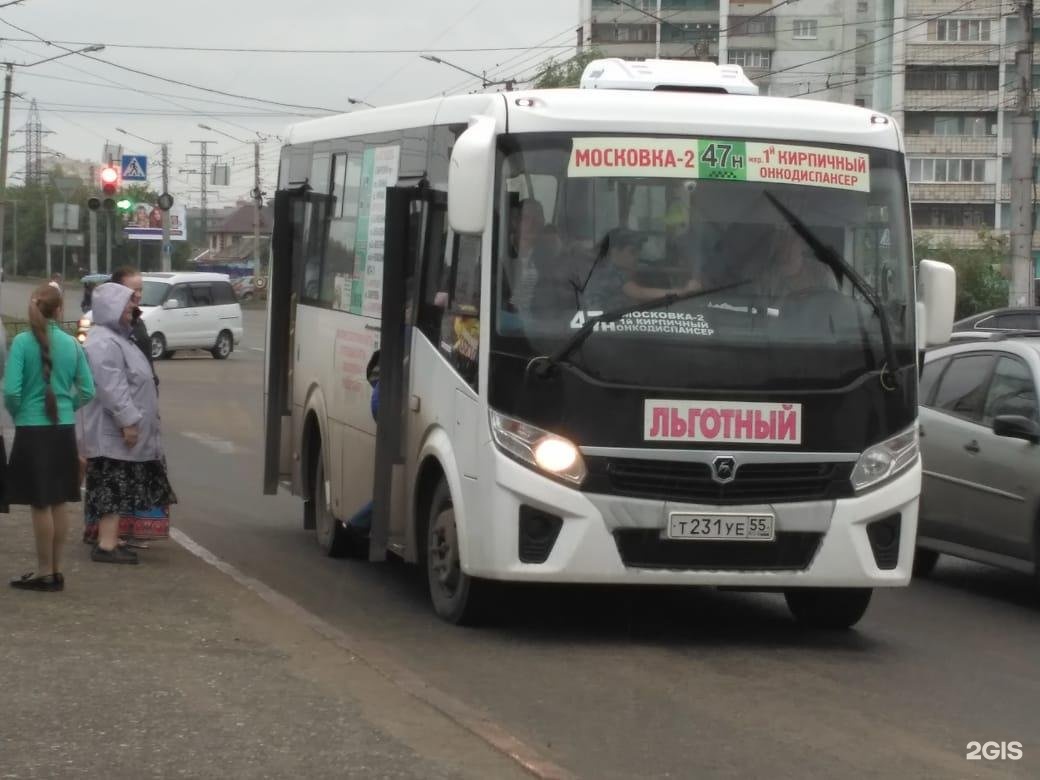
0,0,583,208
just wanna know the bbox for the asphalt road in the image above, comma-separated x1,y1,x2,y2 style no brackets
6,284,1039,778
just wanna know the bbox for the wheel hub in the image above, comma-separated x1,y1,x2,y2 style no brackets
429,510,460,594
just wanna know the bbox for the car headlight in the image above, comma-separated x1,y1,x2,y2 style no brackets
490,410,586,485
850,425,919,493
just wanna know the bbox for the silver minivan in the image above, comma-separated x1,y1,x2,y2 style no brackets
917,335,1040,584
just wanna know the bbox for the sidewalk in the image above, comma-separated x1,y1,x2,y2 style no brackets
0,508,530,780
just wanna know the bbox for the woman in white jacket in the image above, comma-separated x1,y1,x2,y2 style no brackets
80,283,176,564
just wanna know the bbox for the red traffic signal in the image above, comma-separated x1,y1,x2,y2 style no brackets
100,165,120,195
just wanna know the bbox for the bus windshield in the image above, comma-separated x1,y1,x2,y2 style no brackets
492,133,915,391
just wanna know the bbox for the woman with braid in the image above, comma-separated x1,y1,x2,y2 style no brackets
4,284,95,591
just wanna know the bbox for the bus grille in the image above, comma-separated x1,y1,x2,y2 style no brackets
613,530,823,571
585,458,855,505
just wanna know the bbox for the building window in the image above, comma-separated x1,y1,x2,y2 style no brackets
928,19,991,42
792,20,818,40
856,65,867,77
857,1,868,11
906,66,998,90
908,158,992,183
728,49,771,68
729,16,774,36
911,203,995,228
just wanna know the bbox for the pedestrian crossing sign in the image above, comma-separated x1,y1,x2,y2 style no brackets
121,154,148,181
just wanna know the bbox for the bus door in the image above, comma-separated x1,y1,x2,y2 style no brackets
370,183,445,560
264,185,333,497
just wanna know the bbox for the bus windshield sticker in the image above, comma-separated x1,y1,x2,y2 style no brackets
569,310,715,337
568,138,869,192
644,400,803,444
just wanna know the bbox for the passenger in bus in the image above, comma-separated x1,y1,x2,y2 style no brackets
505,199,556,314
579,229,701,311
758,227,838,300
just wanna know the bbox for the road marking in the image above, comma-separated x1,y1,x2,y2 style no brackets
249,347,264,352
181,431,240,455
171,528,575,780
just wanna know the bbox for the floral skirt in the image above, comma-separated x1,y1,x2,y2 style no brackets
83,458,177,540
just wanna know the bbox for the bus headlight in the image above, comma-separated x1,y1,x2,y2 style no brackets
490,410,586,485
850,425,919,493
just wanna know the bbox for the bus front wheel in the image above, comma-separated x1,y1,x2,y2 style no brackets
312,445,348,558
425,480,491,625
784,587,872,630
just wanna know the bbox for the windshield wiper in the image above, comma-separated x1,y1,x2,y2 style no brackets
763,192,900,391
527,278,750,380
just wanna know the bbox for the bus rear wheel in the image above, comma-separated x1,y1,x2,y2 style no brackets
425,480,491,625
784,587,872,630
312,445,348,558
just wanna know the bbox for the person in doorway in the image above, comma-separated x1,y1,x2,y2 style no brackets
343,351,381,533
5,284,95,591
80,283,176,565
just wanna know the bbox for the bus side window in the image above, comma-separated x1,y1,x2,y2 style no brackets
417,206,450,344
441,234,481,389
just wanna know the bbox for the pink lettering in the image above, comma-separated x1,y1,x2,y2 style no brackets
649,408,668,438
734,410,753,439
670,409,687,437
777,409,798,441
754,410,774,440
687,408,702,435
664,149,677,167
701,409,720,439
720,408,735,439
575,149,591,167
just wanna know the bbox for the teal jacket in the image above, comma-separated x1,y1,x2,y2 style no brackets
3,323,95,426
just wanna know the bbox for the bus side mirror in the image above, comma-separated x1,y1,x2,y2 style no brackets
448,115,496,235
917,259,956,347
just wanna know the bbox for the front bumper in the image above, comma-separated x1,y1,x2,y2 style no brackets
463,449,919,588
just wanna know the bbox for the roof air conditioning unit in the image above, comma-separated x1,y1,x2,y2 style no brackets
580,57,759,96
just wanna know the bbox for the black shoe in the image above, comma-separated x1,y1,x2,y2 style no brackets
91,546,139,565
10,572,62,591
53,573,65,591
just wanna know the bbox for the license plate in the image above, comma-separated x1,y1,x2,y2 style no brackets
666,513,775,542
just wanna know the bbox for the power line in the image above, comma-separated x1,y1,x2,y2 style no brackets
0,35,599,55
0,17,350,113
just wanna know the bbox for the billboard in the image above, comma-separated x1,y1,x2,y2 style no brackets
123,203,188,241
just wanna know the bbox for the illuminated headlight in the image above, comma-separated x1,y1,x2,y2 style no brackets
490,410,586,485
850,425,919,493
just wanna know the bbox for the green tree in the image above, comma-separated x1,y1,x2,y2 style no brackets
533,49,603,89
914,231,1010,320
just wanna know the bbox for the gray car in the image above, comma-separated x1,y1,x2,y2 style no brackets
917,334,1040,584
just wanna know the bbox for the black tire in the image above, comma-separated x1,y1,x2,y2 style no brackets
312,444,349,558
149,333,167,361
784,588,873,630
425,480,492,625
164,350,177,359
912,548,940,578
211,330,233,360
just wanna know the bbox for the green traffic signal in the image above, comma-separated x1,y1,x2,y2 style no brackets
116,199,133,211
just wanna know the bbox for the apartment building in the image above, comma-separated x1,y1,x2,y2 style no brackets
580,0,1038,260
890,0,1036,257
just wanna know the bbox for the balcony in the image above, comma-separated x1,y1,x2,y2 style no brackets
999,184,1040,201
913,227,1040,250
907,0,1006,14
905,135,998,155
907,44,1002,65
910,183,996,201
903,90,1000,111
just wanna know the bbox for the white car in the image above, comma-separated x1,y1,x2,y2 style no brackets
79,272,244,360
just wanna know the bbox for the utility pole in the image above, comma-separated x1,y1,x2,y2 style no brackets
655,0,662,58
252,141,263,271
160,143,171,271
0,64,11,278
185,141,215,253
1010,0,1035,306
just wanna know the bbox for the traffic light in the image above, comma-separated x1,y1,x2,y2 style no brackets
100,165,120,196
116,198,133,212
